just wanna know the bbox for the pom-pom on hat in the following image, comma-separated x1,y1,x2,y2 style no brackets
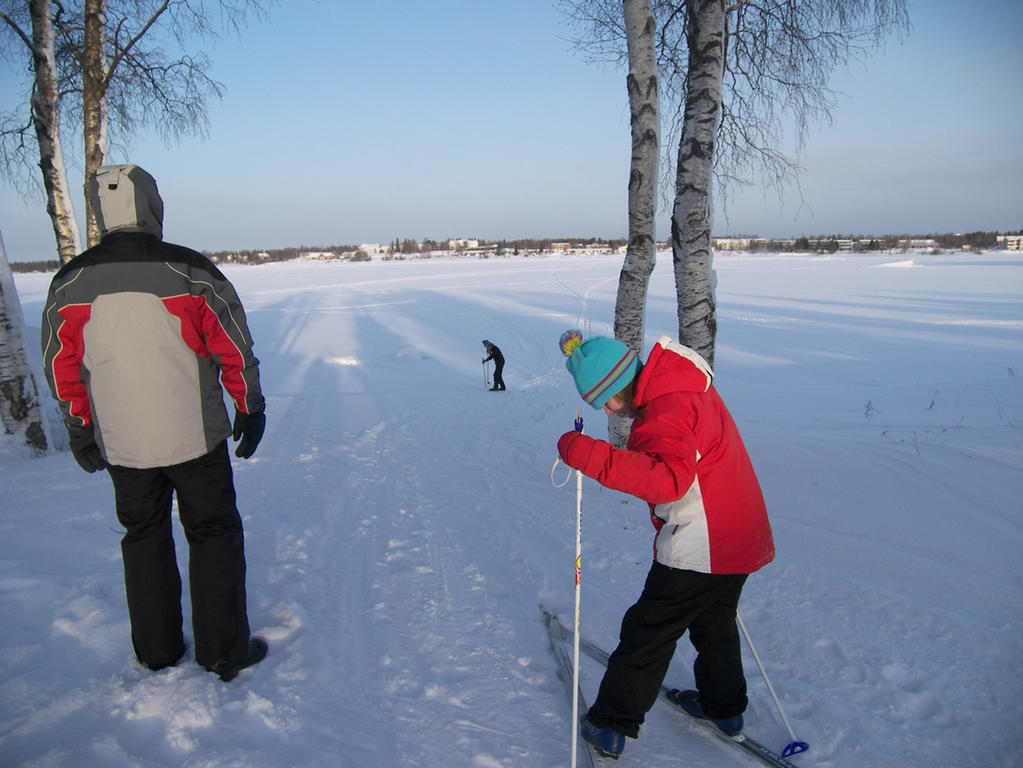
559,329,639,409
558,329,583,357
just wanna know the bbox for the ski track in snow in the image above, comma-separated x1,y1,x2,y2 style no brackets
3,251,1022,767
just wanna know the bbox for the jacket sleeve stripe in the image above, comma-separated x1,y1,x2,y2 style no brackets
47,304,93,426
197,298,251,412
163,263,261,414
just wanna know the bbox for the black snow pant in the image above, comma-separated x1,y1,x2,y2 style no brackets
492,361,505,390
107,441,251,670
586,561,749,739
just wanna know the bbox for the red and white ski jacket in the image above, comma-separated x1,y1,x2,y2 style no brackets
558,336,774,575
41,232,264,469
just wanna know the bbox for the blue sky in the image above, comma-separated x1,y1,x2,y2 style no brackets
2,0,1021,260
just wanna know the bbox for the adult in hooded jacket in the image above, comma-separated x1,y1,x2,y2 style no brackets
556,331,774,759
41,165,267,682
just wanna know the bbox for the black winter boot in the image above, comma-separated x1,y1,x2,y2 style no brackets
205,637,268,682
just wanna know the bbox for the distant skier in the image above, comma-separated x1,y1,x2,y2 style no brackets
482,339,506,391
555,329,775,760
41,165,268,683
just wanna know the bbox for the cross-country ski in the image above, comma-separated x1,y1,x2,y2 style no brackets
546,609,801,768
541,606,599,767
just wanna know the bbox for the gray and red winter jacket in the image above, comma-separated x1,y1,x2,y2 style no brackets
558,336,774,575
41,165,263,469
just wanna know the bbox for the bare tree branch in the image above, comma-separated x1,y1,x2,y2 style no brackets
559,0,909,363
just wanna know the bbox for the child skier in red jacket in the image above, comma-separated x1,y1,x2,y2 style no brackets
556,330,775,760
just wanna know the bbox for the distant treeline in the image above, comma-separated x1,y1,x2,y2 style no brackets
201,237,631,264
755,230,1019,252
491,236,630,254
9,230,1020,273
10,259,61,274
202,245,361,265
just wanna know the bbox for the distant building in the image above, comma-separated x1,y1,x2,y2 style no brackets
547,242,615,255
713,237,767,250
462,245,498,257
896,238,939,249
577,243,614,254
996,235,1022,251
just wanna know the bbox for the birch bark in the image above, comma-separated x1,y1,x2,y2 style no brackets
670,0,724,369
609,0,659,447
82,0,108,247
0,230,49,454
28,0,82,262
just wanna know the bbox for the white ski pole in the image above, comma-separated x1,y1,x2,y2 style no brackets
571,408,584,768
736,612,809,756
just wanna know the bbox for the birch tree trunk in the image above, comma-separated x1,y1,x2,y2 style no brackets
610,0,659,447
0,230,49,454
82,0,108,247
671,0,724,369
563,0,908,371
29,0,82,263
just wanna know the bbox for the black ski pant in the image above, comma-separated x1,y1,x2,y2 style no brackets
586,562,749,739
107,441,250,670
492,361,505,390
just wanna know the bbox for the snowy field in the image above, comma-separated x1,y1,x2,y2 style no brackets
2,250,1022,768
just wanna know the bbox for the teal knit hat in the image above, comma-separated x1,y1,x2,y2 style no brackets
559,329,639,409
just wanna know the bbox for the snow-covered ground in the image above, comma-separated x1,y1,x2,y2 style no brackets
2,250,1021,768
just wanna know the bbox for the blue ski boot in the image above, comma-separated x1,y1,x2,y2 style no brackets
580,716,626,759
668,689,744,737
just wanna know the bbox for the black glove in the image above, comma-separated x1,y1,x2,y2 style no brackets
67,425,105,473
232,410,265,459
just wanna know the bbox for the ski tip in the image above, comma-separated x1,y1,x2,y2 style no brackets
539,603,562,621
539,604,563,632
